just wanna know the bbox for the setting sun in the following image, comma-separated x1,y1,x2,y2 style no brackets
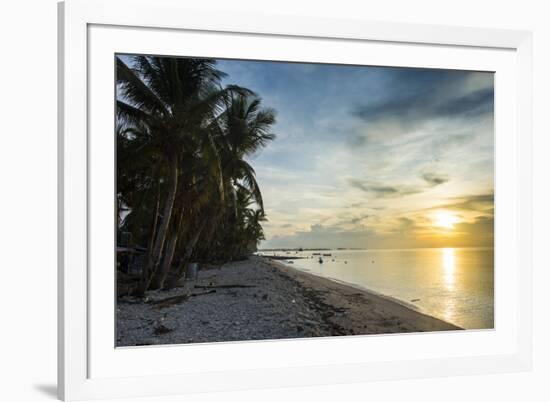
434,212,460,229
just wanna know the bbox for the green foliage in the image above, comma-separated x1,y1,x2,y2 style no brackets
116,55,276,291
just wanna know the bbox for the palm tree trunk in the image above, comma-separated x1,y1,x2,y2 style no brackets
151,210,184,289
138,154,178,294
146,180,161,257
152,231,178,289
164,219,208,289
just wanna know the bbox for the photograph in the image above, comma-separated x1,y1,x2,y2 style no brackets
115,54,494,347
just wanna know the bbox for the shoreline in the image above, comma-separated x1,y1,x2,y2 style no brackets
280,262,423,313
117,255,460,347
264,257,462,334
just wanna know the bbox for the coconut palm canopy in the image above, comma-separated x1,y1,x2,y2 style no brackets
117,55,276,293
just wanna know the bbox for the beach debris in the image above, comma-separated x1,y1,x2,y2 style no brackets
151,294,189,308
194,284,255,289
154,324,173,335
151,289,216,309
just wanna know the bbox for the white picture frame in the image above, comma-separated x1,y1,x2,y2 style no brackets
58,0,533,400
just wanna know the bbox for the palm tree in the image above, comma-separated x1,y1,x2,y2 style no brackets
117,56,248,293
116,55,276,294
161,95,276,288
217,93,276,210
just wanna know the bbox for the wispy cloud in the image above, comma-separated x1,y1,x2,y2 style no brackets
348,179,423,198
430,193,494,213
353,69,493,128
348,171,449,200
421,172,449,187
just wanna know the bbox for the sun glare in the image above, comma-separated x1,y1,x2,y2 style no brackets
434,212,459,229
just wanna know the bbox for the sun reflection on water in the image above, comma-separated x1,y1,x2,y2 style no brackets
442,248,456,290
441,248,457,323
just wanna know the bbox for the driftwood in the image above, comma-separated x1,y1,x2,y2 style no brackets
150,290,216,309
153,324,173,335
149,285,255,308
194,284,256,289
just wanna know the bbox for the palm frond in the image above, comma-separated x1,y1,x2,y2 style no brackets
116,57,169,116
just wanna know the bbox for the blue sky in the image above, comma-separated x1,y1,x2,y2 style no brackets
217,58,494,249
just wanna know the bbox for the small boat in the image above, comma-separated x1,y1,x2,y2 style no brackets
318,257,323,264
312,252,321,256
322,253,332,256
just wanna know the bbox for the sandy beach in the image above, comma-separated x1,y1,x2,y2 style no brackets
117,256,461,346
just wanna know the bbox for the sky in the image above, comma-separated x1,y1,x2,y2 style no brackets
217,58,494,250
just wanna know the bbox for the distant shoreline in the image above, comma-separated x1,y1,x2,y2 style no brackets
259,246,494,252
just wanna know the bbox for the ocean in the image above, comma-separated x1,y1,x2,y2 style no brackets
260,247,494,330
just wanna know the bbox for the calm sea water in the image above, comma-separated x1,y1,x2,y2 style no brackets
260,248,494,329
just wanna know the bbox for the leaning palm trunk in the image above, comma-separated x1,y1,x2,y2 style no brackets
138,155,178,294
146,180,161,257
151,231,178,290
164,219,208,289
151,210,184,289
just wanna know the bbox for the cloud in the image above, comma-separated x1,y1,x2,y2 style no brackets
435,88,493,118
261,213,494,249
264,223,377,249
353,70,493,127
348,172,449,199
349,214,370,224
452,215,494,242
433,193,494,213
213,58,494,249
348,178,422,198
335,213,371,226
421,172,449,187
348,69,494,152
394,217,419,235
